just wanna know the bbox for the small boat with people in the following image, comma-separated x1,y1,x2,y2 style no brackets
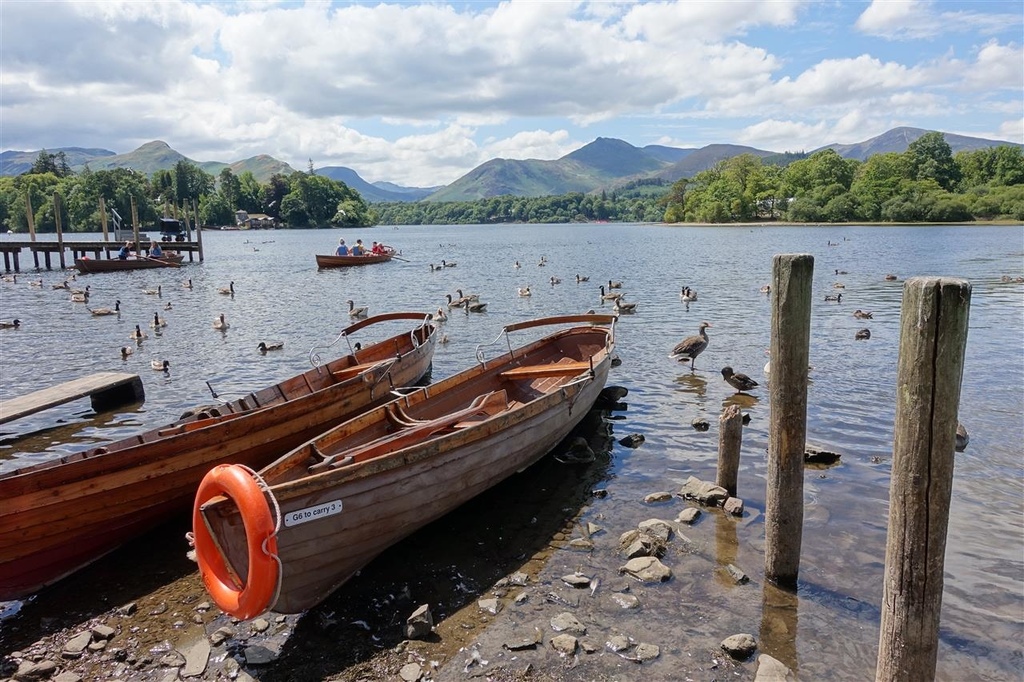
316,241,397,268
0,312,437,600
192,313,617,618
75,253,185,273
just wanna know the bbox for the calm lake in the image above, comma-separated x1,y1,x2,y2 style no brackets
1,223,1022,679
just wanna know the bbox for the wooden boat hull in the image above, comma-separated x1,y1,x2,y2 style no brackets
195,314,616,616
75,254,185,272
316,251,394,268
0,312,437,600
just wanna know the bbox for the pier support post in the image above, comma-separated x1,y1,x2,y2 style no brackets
716,403,743,497
53,193,66,269
875,277,970,682
764,253,813,588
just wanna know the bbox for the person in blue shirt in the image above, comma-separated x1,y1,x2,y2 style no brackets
117,241,131,260
336,238,349,256
150,240,163,257
351,239,365,256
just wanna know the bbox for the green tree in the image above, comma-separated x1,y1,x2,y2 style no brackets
218,168,241,211
907,131,960,191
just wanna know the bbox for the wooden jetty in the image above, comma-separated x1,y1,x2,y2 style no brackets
0,372,144,425
2,193,205,272
0,240,202,273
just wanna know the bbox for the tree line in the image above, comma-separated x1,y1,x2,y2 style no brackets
662,132,1024,223
374,179,669,225
0,154,375,233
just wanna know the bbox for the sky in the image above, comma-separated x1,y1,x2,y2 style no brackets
1,0,1022,188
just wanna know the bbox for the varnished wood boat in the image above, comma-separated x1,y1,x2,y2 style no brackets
75,254,185,273
192,313,616,619
315,247,395,268
0,312,437,600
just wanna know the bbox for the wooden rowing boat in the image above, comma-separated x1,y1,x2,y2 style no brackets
0,312,437,600
316,247,395,268
192,313,616,618
75,254,185,272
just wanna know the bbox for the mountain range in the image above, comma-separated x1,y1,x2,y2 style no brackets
2,127,1018,203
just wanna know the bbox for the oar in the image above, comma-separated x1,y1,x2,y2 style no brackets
381,246,410,263
143,255,181,268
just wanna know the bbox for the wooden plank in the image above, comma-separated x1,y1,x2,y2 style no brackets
0,372,144,425
499,361,591,379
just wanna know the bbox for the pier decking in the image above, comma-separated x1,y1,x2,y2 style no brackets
0,240,202,272
0,372,145,425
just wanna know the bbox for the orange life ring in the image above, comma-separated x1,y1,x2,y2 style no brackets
192,464,279,620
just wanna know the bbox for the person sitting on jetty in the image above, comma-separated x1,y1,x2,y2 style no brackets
336,238,349,256
150,241,163,258
351,239,365,256
118,241,132,260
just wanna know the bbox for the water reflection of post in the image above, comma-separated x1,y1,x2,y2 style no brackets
760,581,799,674
713,510,739,588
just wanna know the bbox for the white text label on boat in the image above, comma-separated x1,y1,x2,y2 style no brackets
284,500,343,527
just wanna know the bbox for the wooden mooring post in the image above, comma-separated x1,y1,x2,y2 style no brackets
764,253,813,588
716,403,743,497
876,277,970,682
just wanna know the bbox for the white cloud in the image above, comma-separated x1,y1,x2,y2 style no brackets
855,0,1021,39
1,0,1020,187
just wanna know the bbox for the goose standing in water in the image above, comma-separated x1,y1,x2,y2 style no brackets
213,313,230,330
721,366,758,393
219,281,235,296
129,324,148,341
599,285,622,302
671,321,711,370
89,300,120,316
347,300,368,318
150,312,167,328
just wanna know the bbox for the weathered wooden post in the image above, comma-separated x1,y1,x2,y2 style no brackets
764,253,813,588
130,195,141,254
193,199,204,263
876,277,970,682
53,192,66,269
716,403,743,496
24,192,37,242
99,197,109,242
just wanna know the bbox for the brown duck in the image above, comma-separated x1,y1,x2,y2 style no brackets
721,366,758,393
671,322,711,369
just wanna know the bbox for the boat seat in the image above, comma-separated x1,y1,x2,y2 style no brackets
498,360,591,380
331,360,387,382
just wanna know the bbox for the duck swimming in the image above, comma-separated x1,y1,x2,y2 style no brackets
151,359,170,372
129,324,148,340
150,312,167,328
599,285,622,302
0,319,21,329
518,287,532,297
219,281,235,296
853,309,873,319
258,341,285,353
213,313,230,330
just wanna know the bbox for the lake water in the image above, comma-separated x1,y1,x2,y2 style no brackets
1,223,1022,679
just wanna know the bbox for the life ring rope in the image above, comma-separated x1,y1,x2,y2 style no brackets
192,464,283,620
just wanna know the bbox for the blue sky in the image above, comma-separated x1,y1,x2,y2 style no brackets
1,0,1021,187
